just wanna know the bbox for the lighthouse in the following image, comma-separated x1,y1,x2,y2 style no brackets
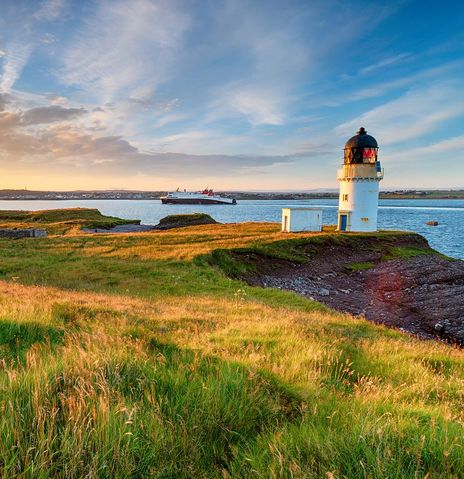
337,127,384,232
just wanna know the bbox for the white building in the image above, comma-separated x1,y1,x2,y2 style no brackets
282,207,322,232
337,127,384,232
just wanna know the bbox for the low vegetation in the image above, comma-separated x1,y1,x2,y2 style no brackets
343,261,376,272
382,245,437,261
156,213,217,229
0,211,463,478
0,208,140,234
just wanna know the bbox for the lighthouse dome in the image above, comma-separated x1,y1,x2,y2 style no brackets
345,127,378,148
344,127,378,164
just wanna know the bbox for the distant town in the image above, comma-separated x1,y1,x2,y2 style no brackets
0,189,463,201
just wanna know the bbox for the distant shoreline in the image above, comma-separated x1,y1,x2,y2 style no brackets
0,188,463,201
0,195,463,201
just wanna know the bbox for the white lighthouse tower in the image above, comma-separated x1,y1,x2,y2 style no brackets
337,127,384,232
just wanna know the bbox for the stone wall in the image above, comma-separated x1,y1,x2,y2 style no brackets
0,229,47,238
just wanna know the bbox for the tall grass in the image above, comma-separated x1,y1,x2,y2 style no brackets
0,220,462,477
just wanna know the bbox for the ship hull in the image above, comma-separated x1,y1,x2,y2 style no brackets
161,198,236,205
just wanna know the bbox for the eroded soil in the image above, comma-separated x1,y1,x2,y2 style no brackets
237,234,464,344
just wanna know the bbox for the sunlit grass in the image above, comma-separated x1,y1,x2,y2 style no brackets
0,208,139,235
0,217,462,477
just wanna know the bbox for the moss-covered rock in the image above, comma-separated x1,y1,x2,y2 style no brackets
155,213,218,230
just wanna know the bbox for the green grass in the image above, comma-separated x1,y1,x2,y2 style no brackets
0,211,463,478
0,208,139,234
382,246,434,261
344,261,376,272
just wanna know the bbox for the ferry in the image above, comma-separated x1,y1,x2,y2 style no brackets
160,188,237,205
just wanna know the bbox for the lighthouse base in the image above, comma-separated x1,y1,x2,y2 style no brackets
337,210,378,232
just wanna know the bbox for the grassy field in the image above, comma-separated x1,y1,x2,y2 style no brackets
0,209,463,478
0,208,139,235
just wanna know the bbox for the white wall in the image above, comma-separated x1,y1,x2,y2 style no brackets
338,179,380,232
282,208,322,232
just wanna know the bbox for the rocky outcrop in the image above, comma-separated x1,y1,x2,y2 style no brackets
235,234,464,345
154,214,218,230
0,229,47,238
84,214,218,234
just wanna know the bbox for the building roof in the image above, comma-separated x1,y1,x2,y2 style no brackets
345,127,378,149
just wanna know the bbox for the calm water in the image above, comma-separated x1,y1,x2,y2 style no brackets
0,199,462,259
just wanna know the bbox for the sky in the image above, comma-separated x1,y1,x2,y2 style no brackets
0,0,463,191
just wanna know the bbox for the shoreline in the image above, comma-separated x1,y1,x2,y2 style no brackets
0,196,463,201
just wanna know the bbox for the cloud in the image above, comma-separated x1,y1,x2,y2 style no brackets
20,105,86,125
359,53,411,75
41,33,57,45
336,83,464,145
0,42,32,92
387,134,464,163
0,0,67,92
34,0,66,21
339,60,464,103
201,2,312,126
209,85,286,126
0,0,460,190
379,134,464,187
0,93,12,111
46,94,68,105
60,0,190,103
0,96,294,177
0,104,86,128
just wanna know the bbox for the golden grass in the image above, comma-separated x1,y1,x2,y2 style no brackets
40,222,403,261
0,218,463,477
2,279,463,418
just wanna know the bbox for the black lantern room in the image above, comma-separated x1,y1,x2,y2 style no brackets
344,127,378,165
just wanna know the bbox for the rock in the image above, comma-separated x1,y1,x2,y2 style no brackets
155,213,218,230
232,233,464,346
0,228,47,238
84,224,157,233
85,213,219,234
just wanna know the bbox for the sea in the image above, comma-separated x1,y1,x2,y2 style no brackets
0,199,462,260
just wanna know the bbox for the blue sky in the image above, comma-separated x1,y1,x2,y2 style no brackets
0,0,463,190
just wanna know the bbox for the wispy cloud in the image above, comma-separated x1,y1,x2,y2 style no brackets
336,83,464,145
0,0,461,189
60,0,190,103
0,0,67,92
359,53,411,74
0,95,293,178
34,0,66,21
0,42,32,92
208,85,287,126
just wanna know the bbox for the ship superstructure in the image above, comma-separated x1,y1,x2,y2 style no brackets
160,189,237,205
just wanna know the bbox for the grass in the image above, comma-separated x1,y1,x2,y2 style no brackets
0,208,140,234
0,211,463,478
382,246,435,261
344,261,376,272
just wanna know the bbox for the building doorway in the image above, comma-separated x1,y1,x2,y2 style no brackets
339,214,348,231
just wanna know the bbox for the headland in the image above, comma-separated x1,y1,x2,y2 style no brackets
0,208,463,477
